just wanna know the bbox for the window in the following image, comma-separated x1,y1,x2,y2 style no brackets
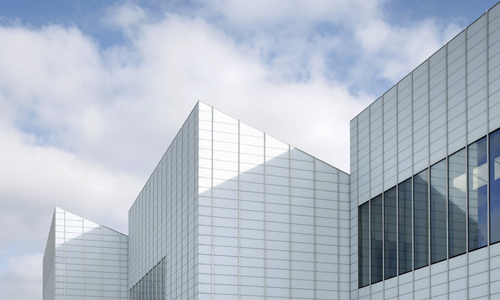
358,202,370,287
469,137,487,250
371,195,383,284
398,178,412,274
490,129,500,244
414,169,429,269
384,187,397,279
449,149,466,257
430,160,447,263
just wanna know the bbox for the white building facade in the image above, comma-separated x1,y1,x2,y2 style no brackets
43,2,500,300
43,208,128,300
350,3,500,300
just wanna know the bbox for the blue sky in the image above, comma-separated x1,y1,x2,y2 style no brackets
0,0,498,298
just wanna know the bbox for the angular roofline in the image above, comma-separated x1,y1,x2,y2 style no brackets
350,3,500,123
54,206,127,236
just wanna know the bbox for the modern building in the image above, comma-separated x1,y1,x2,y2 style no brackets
43,2,500,300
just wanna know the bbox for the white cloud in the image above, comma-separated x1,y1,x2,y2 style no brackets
0,254,42,300
352,17,463,83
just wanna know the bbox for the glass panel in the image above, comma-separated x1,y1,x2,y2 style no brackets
358,202,370,287
414,169,429,269
449,149,467,257
469,137,488,250
384,187,397,279
491,129,500,244
371,195,383,284
431,160,447,263
398,178,412,274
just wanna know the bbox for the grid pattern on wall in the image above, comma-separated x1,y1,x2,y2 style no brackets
128,105,198,299
44,207,128,300
350,3,500,300
130,258,166,300
196,102,351,300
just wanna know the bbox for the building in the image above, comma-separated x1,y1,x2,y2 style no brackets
43,2,500,300
43,208,128,300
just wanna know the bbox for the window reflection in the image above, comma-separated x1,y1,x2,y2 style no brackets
384,188,397,279
491,130,500,244
358,203,370,287
414,170,428,269
449,149,466,257
431,160,447,263
469,137,487,250
358,129,500,287
398,178,412,274
130,258,166,300
371,196,383,284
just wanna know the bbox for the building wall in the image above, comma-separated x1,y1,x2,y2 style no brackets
350,3,500,300
43,213,56,300
197,102,350,300
43,207,128,300
128,104,198,299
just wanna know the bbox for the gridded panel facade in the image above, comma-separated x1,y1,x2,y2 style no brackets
128,104,198,300
43,207,128,300
197,102,350,300
351,3,500,300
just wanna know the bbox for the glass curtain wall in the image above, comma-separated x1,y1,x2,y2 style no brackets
449,149,467,257
384,187,397,279
469,137,488,250
398,178,412,274
430,160,447,263
371,196,383,284
491,130,500,244
414,170,429,269
358,129,500,287
358,203,370,287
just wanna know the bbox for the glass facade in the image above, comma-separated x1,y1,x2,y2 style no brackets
468,137,487,250
358,128,500,287
130,259,166,300
449,149,467,257
430,159,447,263
414,169,429,269
384,187,397,280
358,203,370,287
398,178,412,275
371,196,383,284
491,129,500,244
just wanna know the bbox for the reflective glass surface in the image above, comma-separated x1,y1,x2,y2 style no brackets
414,169,429,269
398,178,412,274
371,195,383,284
491,129,500,244
469,137,488,250
449,149,467,257
384,187,397,279
358,202,370,287
431,160,447,263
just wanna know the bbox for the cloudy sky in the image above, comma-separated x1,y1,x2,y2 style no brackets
0,0,498,298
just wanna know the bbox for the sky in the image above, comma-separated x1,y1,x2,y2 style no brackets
0,0,499,298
